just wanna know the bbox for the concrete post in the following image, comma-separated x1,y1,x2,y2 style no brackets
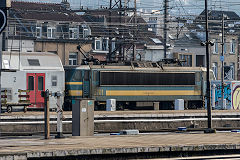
72,99,94,136
55,91,64,138
42,90,50,139
212,84,216,109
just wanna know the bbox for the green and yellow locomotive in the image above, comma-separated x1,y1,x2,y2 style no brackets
64,62,215,110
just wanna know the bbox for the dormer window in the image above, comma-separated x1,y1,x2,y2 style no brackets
83,28,90,38
69,27,78,39
95,39,102,50
47,27,56,39
36,27,42,38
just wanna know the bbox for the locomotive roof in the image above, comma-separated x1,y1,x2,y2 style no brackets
2,51,64,71
65,64,207,72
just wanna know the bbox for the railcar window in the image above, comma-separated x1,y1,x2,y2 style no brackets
38,76,44,91
100,72,195,85
28,76,34,90
72,70,82,82
28,59,40,66
51,76,57,86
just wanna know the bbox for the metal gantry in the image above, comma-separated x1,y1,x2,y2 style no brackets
107,0,137,62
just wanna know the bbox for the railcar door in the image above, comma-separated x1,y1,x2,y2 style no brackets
83,70,90,98
27,73,45,108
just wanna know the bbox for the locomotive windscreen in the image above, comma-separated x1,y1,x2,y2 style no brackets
100,72,195,85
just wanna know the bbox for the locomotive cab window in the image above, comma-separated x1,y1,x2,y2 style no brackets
84,70,90,81
72,70,82,82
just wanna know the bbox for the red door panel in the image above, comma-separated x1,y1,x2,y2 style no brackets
27,73,35,107
36,74,45,108
27,73,45,109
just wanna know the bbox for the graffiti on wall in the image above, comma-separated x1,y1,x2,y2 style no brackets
232,82,240,110
211,81,231,109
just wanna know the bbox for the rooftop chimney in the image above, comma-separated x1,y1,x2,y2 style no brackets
61,0,70,9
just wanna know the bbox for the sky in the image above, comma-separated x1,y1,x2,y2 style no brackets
14,0,240,17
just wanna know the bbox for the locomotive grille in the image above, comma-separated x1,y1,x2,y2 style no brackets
100,72,195,85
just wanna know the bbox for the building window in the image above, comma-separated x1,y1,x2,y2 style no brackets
196,55,205,67
95,39,102,50
230,39,236,54
223,42,227,54
9,25,17,36
224,64,234,80
212,62,218,79
69,53,78,65
51,76,57,87
83,28,90,38
180,54,192,67
102,39,109,51
149,17,157,21
230,62,235,80
213,39,218,54
112,41,116,52
69,28,78,39
36,27,42,38
47,27,55,38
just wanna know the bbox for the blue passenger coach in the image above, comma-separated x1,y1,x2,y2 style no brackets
64,64,215,110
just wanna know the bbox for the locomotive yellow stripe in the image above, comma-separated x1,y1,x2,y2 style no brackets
68,90,83,96
65,82,83,85
106,90,201,96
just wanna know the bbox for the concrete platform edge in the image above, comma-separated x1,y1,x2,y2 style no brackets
1,144,240,159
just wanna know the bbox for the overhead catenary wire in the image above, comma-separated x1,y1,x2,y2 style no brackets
8,0,240,44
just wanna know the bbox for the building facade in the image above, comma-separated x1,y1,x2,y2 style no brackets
5,1,92,66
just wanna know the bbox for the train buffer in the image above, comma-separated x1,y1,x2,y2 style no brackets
1,89,31,113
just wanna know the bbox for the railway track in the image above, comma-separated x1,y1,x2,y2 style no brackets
0,110,240,135
1,110,240,122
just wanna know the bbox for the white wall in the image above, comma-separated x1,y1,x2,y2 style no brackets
144,49,165,62
6,39,34,52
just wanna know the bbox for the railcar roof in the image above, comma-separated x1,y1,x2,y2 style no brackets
2,51,64,71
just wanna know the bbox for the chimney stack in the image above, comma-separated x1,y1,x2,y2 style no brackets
61,0,70,9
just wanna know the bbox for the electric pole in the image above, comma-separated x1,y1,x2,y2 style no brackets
108,0,112,61
133,0,137,61
164,0,169,58
221,14,225,110
204,0,214,133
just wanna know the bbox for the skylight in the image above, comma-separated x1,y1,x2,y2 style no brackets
151,38,162,44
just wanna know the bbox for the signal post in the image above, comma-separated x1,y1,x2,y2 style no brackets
0,0,11,114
